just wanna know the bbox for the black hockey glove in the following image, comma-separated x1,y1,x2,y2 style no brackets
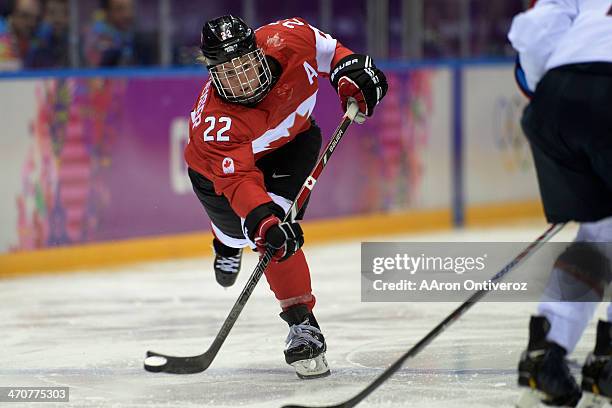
330,54,388,122
245,202,304,262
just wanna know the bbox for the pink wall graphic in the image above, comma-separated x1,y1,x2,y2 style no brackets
16,78,125,250
6,70,441,253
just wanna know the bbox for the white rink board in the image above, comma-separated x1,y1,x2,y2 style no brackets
2,222,602,408
0,81,38,252
463,66,540,205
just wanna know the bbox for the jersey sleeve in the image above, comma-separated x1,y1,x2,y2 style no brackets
186,113,272,219
205,141,272,218
268,17,353,76
304,22,353,75
507,0,578,90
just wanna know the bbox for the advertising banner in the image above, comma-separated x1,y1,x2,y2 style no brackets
0,68,450,252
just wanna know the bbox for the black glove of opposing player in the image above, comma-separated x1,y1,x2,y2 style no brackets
330,54,388,120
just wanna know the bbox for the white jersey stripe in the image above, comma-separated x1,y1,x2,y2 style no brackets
211,222,250,249
214,192,293,249
251,91,318,154
308,24,337,74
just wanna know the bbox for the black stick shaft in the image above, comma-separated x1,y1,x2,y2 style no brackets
208,102,360,351
144,102,360,374
283,223,565,408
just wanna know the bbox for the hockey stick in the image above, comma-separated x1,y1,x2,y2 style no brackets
143,100,361,374
282,223,566,408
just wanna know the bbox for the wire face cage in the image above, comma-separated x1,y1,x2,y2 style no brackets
209,49,273,105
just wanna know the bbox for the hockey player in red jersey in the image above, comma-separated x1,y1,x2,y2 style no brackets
185,15,387,378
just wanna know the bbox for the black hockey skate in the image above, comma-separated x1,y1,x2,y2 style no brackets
280,304,330,379
212,238,243,287
516,316,582,408
576,320,612,408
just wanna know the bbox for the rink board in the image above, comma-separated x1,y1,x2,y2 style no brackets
0,223,591,408
0,64,542,274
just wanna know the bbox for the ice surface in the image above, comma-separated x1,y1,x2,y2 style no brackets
1,221,605,407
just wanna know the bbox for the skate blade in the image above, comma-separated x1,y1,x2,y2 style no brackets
516,388,547,408
291,353,330,380
575,392,608,408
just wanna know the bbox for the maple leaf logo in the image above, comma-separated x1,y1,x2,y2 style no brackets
305,176,316,190
266,33,284,48
222,157,235,174
275,83,294,100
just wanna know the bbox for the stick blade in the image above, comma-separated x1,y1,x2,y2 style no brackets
143,350,211,374
281,406,338,408
281,403,348,408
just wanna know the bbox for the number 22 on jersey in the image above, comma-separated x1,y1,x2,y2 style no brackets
203,116,232,142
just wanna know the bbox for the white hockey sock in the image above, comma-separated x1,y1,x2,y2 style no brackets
575,217,612,243
581,218,612,323
536,217,612,353
607,302,612,323
538,301,598,353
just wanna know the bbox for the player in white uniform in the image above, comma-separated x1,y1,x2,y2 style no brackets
508,1,612,406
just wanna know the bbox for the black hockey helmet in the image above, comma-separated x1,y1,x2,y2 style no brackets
200,15,256,67
200,15,273,105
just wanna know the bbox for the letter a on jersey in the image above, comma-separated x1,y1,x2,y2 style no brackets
303,61,318,85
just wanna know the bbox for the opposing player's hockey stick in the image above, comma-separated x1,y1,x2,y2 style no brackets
282,223,566,408
143,100,361,374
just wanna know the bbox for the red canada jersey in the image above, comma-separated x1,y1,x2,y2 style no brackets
185,17,352,219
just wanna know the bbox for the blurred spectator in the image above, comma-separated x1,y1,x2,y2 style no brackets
83,0,136,66
470,0,523,57
0,0,41,70
423,0,461,58
83,0,157,67
0,0,530,70
26,0,69,68
422,0,523,59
